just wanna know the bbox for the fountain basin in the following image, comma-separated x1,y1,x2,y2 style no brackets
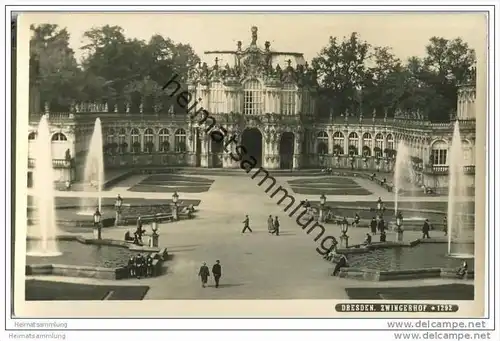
346,242,475,271
332,240,475,281
26,237,170,280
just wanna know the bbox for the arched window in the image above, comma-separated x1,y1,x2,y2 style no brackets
158,128,170,152
131,128,140,153
51,133,67,141
431,140,448,165
210,82,225,114
348,132,359,154
282,82,296,115
333,131,344,154
243,79,263,115
386,134,395,150
28,132,36,140
144,128,155,153
362,133,372,147
106,129,115,145
317,131,329,155
175,128,187,152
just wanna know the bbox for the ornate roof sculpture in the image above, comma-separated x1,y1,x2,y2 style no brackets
187,26,318,88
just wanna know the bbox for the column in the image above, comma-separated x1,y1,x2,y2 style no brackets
328,130,334,154
358,132,363,156
293,132,302,169
343,133,348,156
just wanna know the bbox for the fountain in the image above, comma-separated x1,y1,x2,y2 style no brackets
447,120,474,258
27,115,61,257
393,141,424,219
78,118,105,215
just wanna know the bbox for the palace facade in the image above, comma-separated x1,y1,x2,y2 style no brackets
27,27,477,191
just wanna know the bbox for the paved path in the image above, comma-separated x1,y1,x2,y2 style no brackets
28,175,470,300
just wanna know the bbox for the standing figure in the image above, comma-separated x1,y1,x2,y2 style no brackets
212,260,222,288
127,256,136,278
443,216,448,236
370,217,377,234
377,216,386,233
198,262,210,288
241,215,253,233
135,216,146,243
273,216,280,236
134,254,144,279
422,219,431,239
352,213,360,227
267,215,274,233
146,254,154,277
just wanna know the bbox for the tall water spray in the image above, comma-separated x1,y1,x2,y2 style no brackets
447,121,474,257
393,141,420,215
27,115,61,256
78,118,104,215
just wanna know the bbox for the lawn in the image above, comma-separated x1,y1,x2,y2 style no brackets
25,280,150,301
288,177,372,196
27,196,202,209
291,188,373,196
345,284,474,300
288,177,359,186
128,174,214,193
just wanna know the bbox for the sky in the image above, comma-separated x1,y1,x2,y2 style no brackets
23,12,487,64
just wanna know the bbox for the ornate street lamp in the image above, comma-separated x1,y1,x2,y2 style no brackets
320,194,327,207
340,217,350,248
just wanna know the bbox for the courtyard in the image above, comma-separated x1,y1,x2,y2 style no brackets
24,169,476,301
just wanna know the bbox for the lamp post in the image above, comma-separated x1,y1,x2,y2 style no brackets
93,208,102,240
114,194,123,227
319,194,327,223
340,217,350,248
395,211,404,242
172,191,179,220
172,191,179,206
150,218,160,247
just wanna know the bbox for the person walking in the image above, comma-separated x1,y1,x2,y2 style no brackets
267,215,274,233
241,215,253,233
422,219,431,239
212,260,222,288
198,262,210,288
370,217,377,234
273,216,280,236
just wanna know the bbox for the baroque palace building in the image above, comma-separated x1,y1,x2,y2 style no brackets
27,26,476,191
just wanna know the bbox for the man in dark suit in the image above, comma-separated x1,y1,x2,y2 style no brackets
370,217,377,234
212,260,222,288
422,219,431,239
241,215,252,233
198,262,210,288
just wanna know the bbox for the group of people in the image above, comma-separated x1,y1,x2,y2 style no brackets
241,215,281,236
127,253,155,279
198,260,223,288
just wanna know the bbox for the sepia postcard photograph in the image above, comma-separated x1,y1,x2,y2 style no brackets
11,9,490,320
